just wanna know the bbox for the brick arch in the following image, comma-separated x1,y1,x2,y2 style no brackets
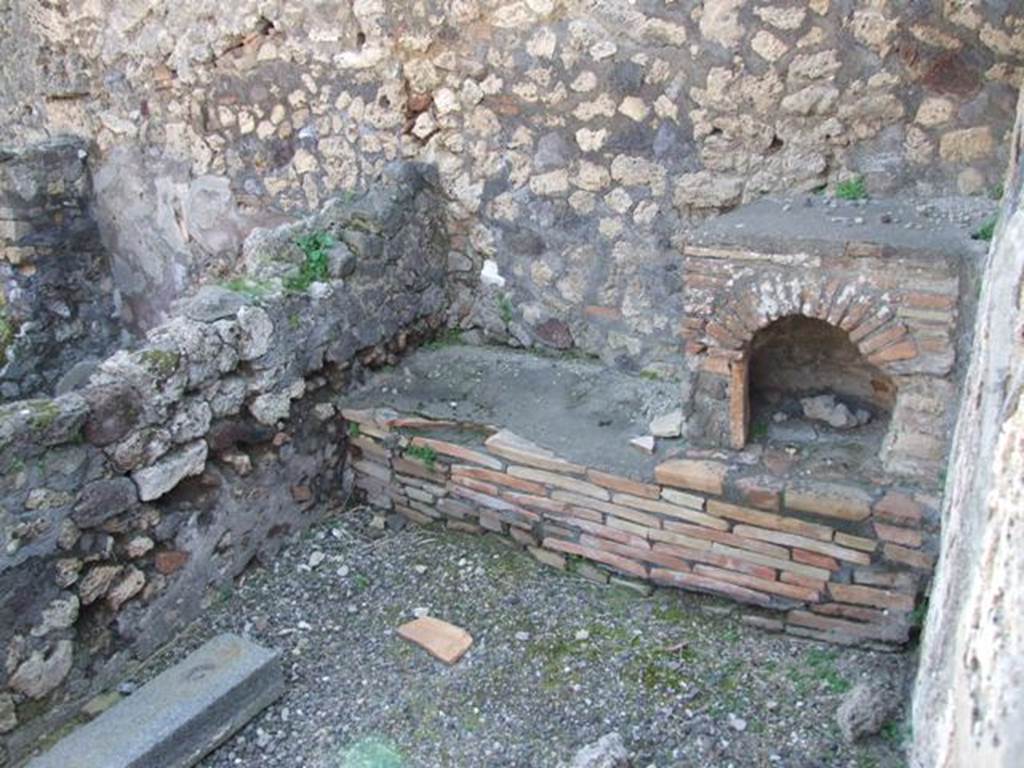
704,275,917,373
703,276,916,449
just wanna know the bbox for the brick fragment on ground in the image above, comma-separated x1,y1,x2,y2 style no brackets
397,616,474,664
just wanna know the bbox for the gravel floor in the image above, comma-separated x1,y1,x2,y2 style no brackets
138,506,911,768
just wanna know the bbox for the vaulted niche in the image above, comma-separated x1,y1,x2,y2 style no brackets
744,315,896,449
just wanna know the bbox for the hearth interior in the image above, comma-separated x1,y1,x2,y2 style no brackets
747,315,896,450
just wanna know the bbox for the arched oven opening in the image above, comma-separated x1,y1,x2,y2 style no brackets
744,315,896,456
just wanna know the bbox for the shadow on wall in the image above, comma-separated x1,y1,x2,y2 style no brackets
0,138,121,401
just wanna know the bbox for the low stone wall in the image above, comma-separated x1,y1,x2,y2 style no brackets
0,138,122,401
0,163,447,764
345,408,936,649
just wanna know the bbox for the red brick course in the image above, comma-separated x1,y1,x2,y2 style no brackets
348,418,933,648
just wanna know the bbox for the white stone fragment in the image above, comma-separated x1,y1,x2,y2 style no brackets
618,96,650,122
649,410,683,438
480,259,506,288
630,435,656,454
589,40,617,60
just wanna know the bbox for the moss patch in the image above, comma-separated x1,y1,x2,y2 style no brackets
0,290,15,366
27,399,61,430
222,277,272,299
138,348,181,377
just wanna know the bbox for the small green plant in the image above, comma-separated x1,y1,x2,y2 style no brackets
285,231,333,292
351,573,371,592
347,421,361,438
406,443,437,469
213,582,233,606
496,292,515,326
881,719,911,748
749,421,769,440
972,215,998,242
836,176,868,201
989,182,1004,201
910,597,929,628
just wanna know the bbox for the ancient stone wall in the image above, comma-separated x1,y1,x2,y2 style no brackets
0,163,448,764
343,407,935,647
0,0,1020,370
911,90,1024,768
0,138,122,401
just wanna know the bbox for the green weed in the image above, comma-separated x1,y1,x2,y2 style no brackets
836,176,868,201
881,719,911,748
405,443,438,470
910,598,929,628
972,215,998,242
497,293,514,326
351,573,371,592
285,231,333,292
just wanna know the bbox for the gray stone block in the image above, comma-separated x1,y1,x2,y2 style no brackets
28,634,283,768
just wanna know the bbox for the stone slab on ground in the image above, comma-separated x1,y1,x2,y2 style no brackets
28,634,283,768
397,616,474,664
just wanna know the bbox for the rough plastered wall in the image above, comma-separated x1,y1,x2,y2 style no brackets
0,0,1022,370
911,92,1024,767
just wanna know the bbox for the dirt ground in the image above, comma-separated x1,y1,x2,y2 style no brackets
138,507,911,768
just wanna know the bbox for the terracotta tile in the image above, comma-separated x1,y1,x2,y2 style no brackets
397,617,474,665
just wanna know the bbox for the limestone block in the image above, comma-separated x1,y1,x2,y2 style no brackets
939,126,995,163
27,634,283,768
130,439,208,501
9,640,73,700
700,0,745,48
